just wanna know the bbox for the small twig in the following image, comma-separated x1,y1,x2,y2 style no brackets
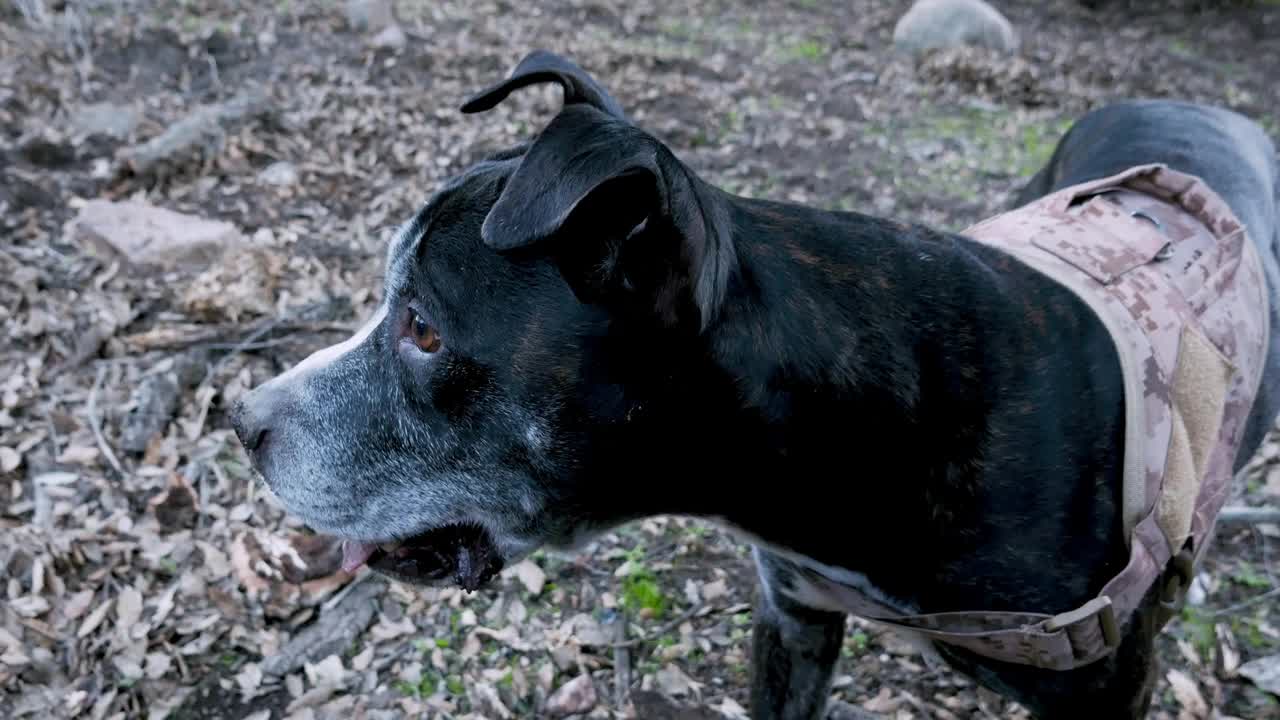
193,462,210,532
200,336,312,352
1219,506,1280,526
1253,524,1277,588
321,568,375,612
88,365,126,478
609,605,705,649
1209,586,1280,618
206,54,221,90
612,612,631,708
198,306,347,388
42,409,63,456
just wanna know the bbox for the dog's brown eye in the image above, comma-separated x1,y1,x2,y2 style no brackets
408,311,442,353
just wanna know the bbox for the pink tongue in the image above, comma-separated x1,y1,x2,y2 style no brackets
341,541,377,573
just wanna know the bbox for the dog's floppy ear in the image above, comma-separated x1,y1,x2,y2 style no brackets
460,50,627,121
483,104,734,331
460,51,735,331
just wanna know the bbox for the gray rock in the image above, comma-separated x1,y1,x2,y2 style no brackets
1240,654,1280,697
345,0,395,32
71,103,140,140
893,0,1018,55
68,199,246,271
258,160,299,186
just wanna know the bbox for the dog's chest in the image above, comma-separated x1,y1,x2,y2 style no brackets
780,562,904,616
750,543,914,617
754,546,948,666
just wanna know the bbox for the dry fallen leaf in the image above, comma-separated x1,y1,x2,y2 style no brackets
78,598,114,639
1238,654,1280,697
56,444,99,465
112,655,144,680
654,664,703,700
116,586,144,636
862,687,903,713
281,533,343,584
304,654,347,689
1216,623,1241,678
351,645,374,672
562,613,607,647
1166,668,1208,719
10,595,50,618
144,651,172,680
148,473,199,531
544,673,596,718
1264,464,1280,497
512,559,546,595
701,579,728,602
472,625,533,651
471,680,514,719
62,589,95,622
716,696,750,720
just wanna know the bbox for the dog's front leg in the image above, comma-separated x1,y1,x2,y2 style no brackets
750,549,847,720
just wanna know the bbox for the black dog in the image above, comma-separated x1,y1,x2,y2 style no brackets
232,51,1280,719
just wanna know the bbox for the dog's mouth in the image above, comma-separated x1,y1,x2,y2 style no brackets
340,523,504,592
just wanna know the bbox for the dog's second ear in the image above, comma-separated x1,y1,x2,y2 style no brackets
481,104,734,332
460,50,627,121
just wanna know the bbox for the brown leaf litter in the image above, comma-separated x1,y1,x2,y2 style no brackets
2,1,1279,719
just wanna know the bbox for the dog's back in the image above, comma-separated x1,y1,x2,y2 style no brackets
1015,98,1280,468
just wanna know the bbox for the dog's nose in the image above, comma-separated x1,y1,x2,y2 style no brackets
231,385,282,464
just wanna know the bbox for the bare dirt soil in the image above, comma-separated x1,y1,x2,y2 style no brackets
2,1,1279,718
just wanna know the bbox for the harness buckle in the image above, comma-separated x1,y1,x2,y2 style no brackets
1044,595,1120,652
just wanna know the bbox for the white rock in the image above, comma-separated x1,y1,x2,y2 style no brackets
370,24,406,51
68,199,245,272
893,0,1018,55
544,674,597,717
259,161,299,187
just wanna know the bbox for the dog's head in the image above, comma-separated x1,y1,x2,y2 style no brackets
231,51,738,591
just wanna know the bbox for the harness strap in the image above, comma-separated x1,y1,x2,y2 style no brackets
849,597,1121,671
822,513,1190,671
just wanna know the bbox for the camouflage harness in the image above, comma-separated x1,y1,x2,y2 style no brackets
830,164,1270,671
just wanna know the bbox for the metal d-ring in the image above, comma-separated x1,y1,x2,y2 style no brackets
1130,209,1162,231
1130,209,1174,261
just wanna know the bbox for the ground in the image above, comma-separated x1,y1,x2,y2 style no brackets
2,0,1280,718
